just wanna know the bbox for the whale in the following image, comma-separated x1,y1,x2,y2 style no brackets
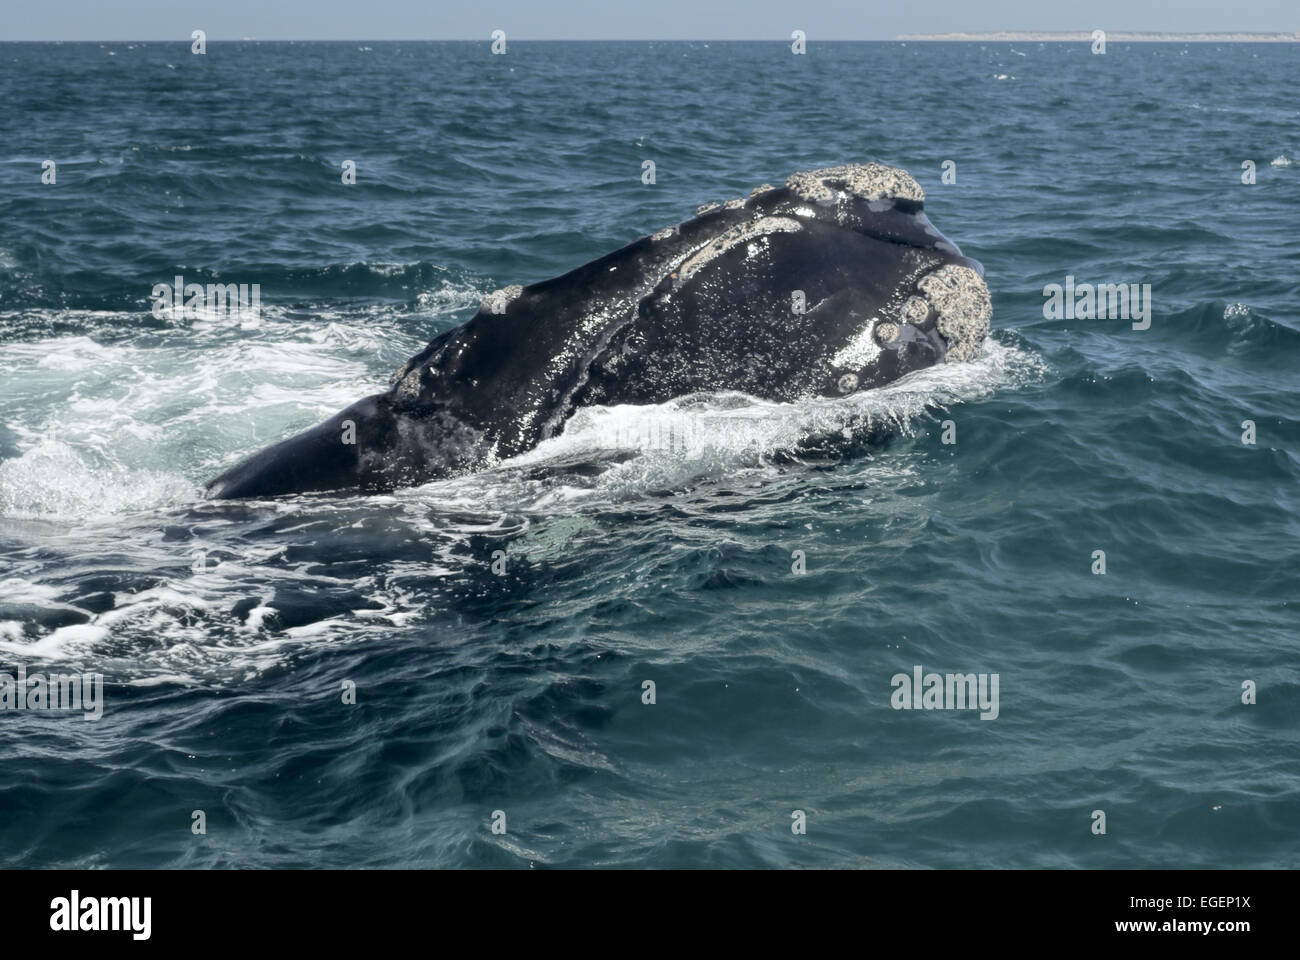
205,163,992,499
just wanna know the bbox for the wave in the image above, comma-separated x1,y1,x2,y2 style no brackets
1155,300,1300,359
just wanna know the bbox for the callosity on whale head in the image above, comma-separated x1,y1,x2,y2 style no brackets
205,162,991,499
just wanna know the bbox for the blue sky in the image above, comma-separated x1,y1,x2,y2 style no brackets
2,0,1296,41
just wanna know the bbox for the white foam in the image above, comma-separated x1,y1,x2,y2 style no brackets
0,439,194,519
414,338,1044,509
0,302,452,519
0,622,106,658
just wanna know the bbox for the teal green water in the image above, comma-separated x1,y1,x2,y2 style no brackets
0,41,1297,867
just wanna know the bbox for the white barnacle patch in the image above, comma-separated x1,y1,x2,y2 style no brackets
676,216,802,281
793,206,816,218
652,225,679,241
874,320,900,344
785,162,925,204
695,201,720,215
830,318,883,370
917,265,992,363
393,363,423,399
480,284,523,315
388,358,413,386
724,197,746,210
750,183,775,197
900,295,930,324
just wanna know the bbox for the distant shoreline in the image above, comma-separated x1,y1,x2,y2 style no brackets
896,31,1300,42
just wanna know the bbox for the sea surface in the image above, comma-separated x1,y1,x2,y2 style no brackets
0,40,1297,868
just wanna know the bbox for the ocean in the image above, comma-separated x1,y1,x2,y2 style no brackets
0,40,1296,868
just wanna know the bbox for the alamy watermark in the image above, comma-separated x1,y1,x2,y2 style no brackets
1043,275,1151,330
151,275,262,325
1,665,103,720
890,665,999,720
608,415,723,455
50,890,150,940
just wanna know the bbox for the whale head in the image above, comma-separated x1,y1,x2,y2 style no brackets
568,162,993,411
775,164,992,395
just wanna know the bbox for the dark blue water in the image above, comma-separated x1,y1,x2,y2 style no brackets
0,41,1297,868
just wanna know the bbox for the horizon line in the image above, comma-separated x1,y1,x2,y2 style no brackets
3,34,1298,43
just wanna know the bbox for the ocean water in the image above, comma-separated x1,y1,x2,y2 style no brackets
0,40,1297,869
